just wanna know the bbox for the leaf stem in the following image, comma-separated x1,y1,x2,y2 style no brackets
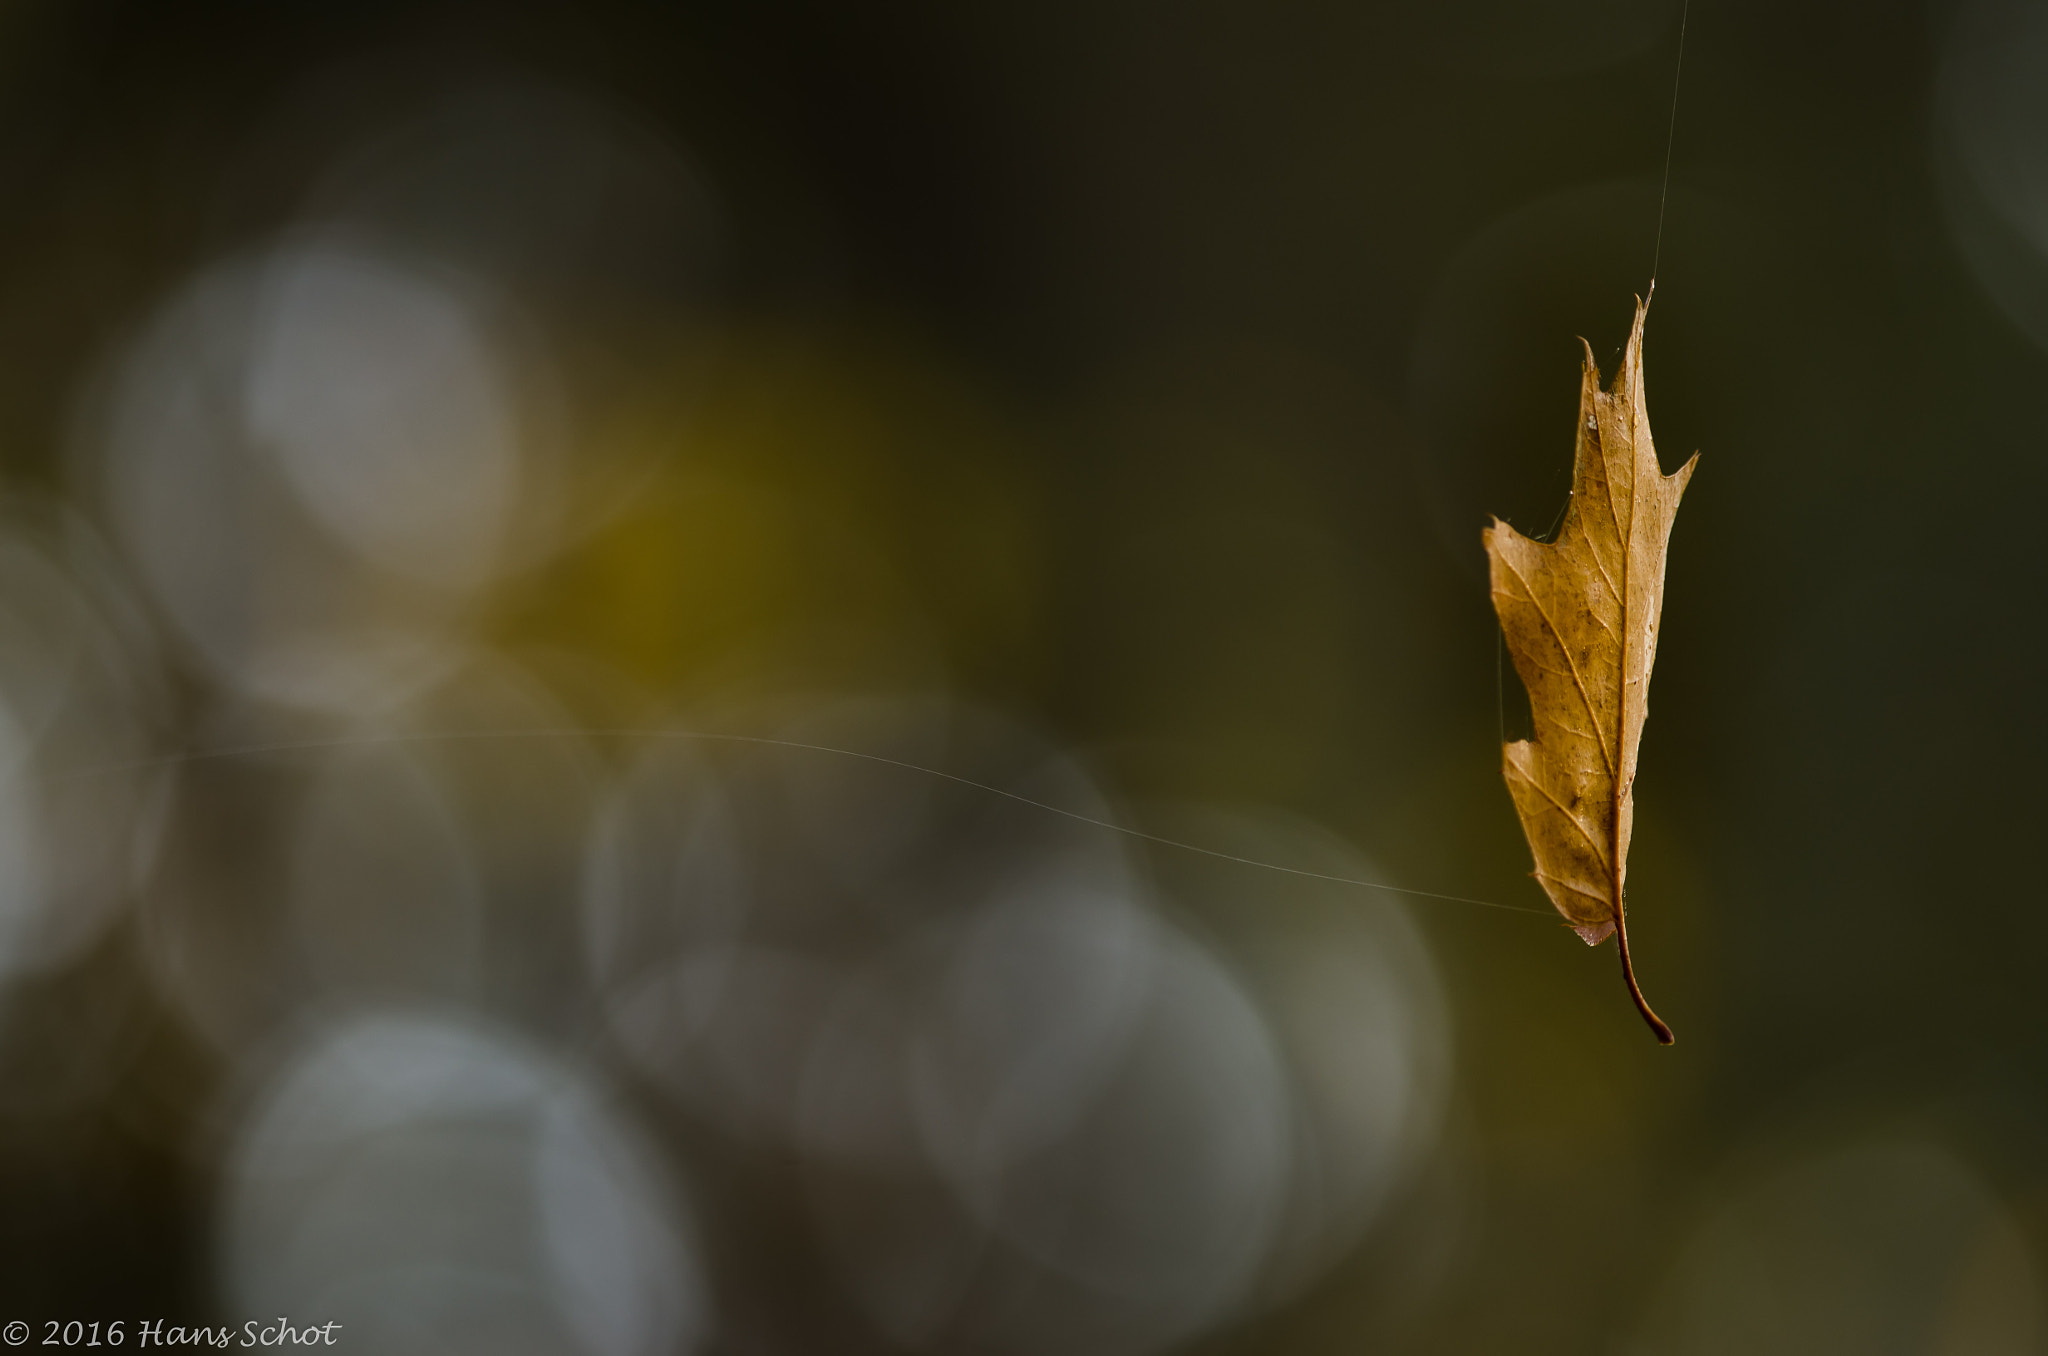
1613,902,1674,1044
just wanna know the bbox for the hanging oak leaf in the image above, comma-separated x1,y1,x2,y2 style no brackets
1483,297,1696,1044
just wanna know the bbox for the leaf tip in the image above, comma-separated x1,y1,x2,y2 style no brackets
1670,450,1701,493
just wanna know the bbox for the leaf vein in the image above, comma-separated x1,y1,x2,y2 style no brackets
1495,554,1616,776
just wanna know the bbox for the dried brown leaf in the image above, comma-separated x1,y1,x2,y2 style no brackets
1483,297,1697,1044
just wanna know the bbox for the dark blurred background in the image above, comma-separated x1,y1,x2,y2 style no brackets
0,0,2040,1351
